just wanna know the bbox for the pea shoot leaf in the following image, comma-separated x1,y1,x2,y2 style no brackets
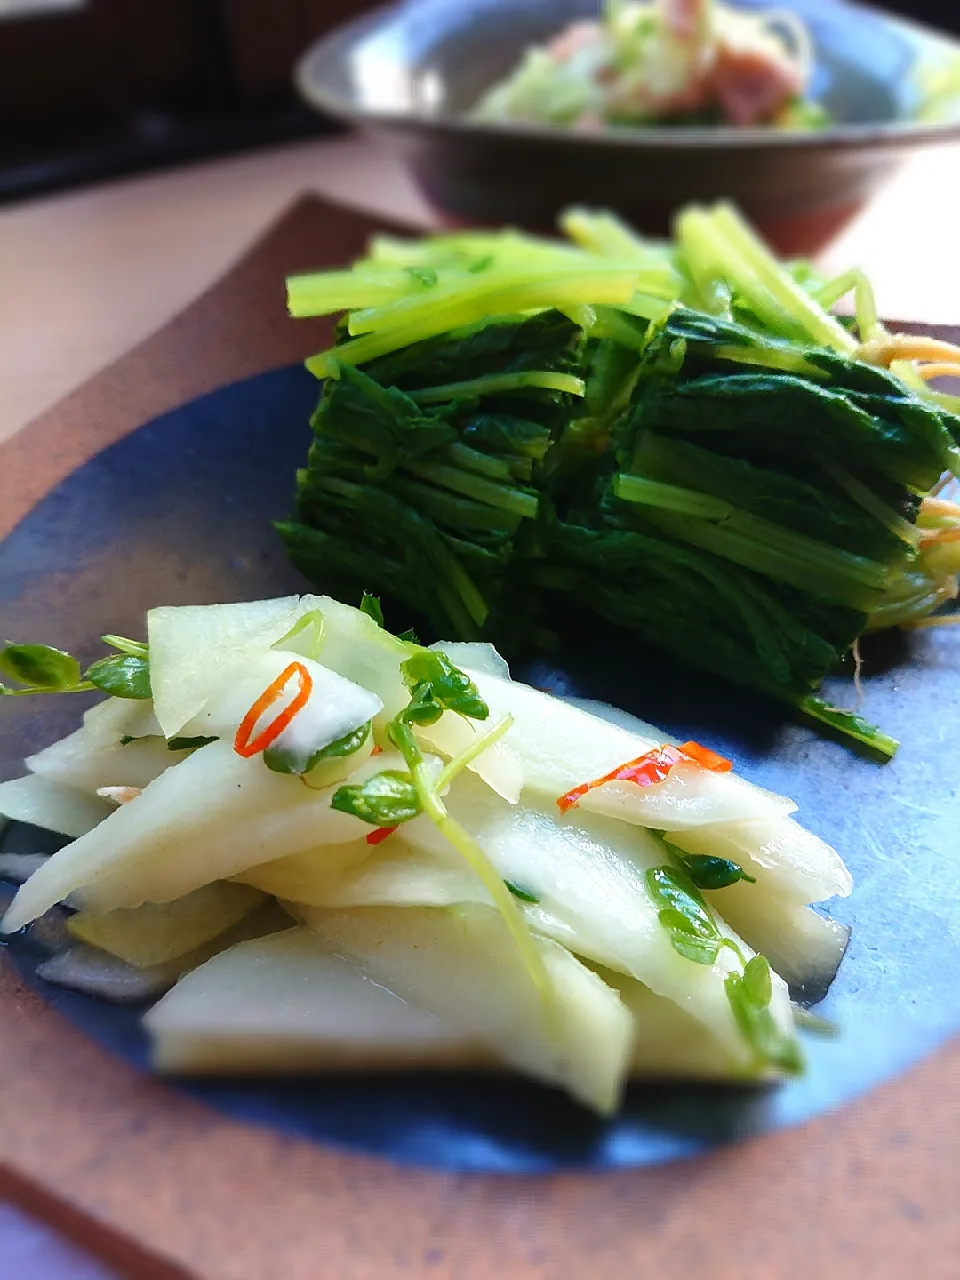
86,654,151,700
400,651,489,724
671,851,756,890
505,880,539,904
359,593,385,627
330,769,421,826
263,720,370,776
725,958,803,1074
0,643,83,691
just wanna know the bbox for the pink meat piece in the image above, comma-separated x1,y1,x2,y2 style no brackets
662,0,707,41
712,43,803,125
545,20,602,64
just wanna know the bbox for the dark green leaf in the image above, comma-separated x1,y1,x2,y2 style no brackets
313,364,457,483
397,628,420,645
672,852,756,890
504,880,539,904
263,720,370,776
400,651,489,723
167,735,218,752
359,593,384,627
725,966,804,1074
86,654,151,700
330,770,421,826
668,932,722,965
0,643,83,691
742,954,773,1007
646,866,717,938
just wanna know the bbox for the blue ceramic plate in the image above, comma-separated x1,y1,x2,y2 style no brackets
1,365,958,1173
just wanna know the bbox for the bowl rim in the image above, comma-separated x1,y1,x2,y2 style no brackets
295,0,960,152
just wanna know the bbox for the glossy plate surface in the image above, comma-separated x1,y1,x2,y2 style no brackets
1,365,958,1173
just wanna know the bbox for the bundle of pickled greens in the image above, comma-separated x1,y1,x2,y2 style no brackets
0,596,851,1109
279,202,960,758
473,0,827,131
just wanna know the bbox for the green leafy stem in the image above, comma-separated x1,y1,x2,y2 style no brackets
330,648,555,1016
645,861,802,1075
0,636,150,700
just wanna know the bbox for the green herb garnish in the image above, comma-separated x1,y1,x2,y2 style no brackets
726,957,804,1075
645,864,802,1072
330,651,549,1010
330,768,422,826
359,592,385,627
264,720,371,776
504,880,540,904
0,635,150,700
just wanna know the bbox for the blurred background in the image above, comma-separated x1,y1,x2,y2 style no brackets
0,0,381,200
3,0,958,204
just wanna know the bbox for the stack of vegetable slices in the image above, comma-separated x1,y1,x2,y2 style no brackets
279,204,960,756
0,596,851,1112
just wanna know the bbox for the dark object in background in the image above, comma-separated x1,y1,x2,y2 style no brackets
0,0,381,204
888,2,960,34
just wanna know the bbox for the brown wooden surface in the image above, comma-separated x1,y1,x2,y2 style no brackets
1,195,959,1280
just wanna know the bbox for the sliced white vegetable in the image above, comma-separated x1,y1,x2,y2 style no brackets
36,900,293,1005
703,879,850,998
429,641,511,680
418,709,524,804
71,696,162,746
396,774,778,1068
67,881,265,968
236,841,374,905
145,928,490,1074
182,649,382,764
268,771,790,1070
670,816,852,904
461,666,795,829
297,903,633,1114
1,742,401,932
37,944,178,1004
558,695,666,743
0,775,113,838
27,728,179,796
285,594,411,714
145,928,740,1080
295,835,482,910
148,596,307,737
609,968,745,1080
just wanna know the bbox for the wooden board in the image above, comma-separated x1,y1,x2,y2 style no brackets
1,195,959,1280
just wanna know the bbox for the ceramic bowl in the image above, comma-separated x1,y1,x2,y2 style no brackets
296,0,960,254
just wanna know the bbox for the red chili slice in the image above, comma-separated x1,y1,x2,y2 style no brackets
234,661,313,759
557,740,732,813
366,824,398,845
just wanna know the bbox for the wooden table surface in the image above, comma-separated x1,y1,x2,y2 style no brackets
1,129,960,1279
2,131,960,448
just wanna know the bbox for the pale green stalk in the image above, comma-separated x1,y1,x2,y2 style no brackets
708,203,857,353
409,371,586,403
